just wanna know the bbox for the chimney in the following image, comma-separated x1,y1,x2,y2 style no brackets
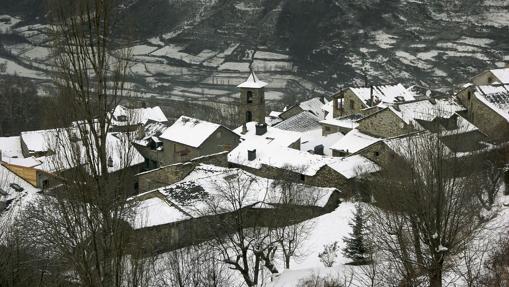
255,123,267,135
370,85,374,106
314,144,324,155
248,149,256,161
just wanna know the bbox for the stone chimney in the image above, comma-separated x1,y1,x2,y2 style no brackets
255,123,267,136
248,149,256,161
314,144,324,155
369,85,374,106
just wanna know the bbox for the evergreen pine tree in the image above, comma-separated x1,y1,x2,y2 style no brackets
342,203,370,264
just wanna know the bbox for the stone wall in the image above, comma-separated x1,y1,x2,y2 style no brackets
137,152,229,192
357,109,415,138
132,198,340,255
457,88,509,142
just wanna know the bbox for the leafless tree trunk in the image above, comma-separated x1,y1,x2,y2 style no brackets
11,0,152,286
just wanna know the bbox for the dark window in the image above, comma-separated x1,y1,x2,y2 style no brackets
325,126,331,131
246,111,253,122
488,77,493,83
247,91,253,103
349,100,355,110
300,174,305,181
374,151,380,157
467,91,471,100
42,180,49,189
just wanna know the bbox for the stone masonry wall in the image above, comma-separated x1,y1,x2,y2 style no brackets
357,109,415,138
137,152,229,192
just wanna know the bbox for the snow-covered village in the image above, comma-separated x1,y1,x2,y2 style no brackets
1,0,509,286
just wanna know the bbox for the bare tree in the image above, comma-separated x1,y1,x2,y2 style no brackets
199,172,280,286
154,245,235,287
367,133,485,287
10,0,151,286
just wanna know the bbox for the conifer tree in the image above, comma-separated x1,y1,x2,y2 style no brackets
343,203,370,264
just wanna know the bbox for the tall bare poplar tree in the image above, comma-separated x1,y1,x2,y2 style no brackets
17,1,150,286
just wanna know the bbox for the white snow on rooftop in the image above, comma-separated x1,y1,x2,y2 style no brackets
298,97,328,119
0,136,23,158
237,71,268,89
160,116,222,148
111,105,167,126
490,68,509,84
157,165,337,218
350,83,418,107
330,129,381,154
20,128,63,154
131,192,191,229
234,122,301,148
475,85,509,121
327,155,380,179
300,129,344,156
391,98,466,124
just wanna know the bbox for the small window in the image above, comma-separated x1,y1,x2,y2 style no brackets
487,77,493,84
467,91,471,100
42,180,49,189
374,151,380,157
247,91,253,103
300,174,305,181
246,111,253,122
349,100,355,110
325,126,331,131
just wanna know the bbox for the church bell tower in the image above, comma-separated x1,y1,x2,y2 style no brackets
237,70,267,135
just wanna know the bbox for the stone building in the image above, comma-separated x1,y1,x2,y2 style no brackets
278,97,327,121
330,84,419,118
238,71,268,134
456,84,509,142
470,67,509,85
129,165,342,253
158,116,240,166
110,105,168,132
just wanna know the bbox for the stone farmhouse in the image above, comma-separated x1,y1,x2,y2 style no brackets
470,67,509,86
330,83,423,118
456,79,509,142
129,164,341,253
110,105,168,132
157,116,240,166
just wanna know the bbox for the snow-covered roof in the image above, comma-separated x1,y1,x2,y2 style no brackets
160,116,223,148
300,129,344,156
0,136,23,158
32,131,144,174
489,68,509,84
158,165,337,218
474,85,509,121
111,105,167,126
320,117,360,129
326,155,380,179
234,122,301,148
298,97,328,119
330,129,381,154
275,111,322,132
349,84,418,107
20,128,64,154
229,140,379,178
237,71,268,89
228,141,329,176
131,191,191,229
390,98,466,125
134,121,169,147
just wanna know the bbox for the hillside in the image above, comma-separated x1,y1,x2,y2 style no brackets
0,0,508,124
